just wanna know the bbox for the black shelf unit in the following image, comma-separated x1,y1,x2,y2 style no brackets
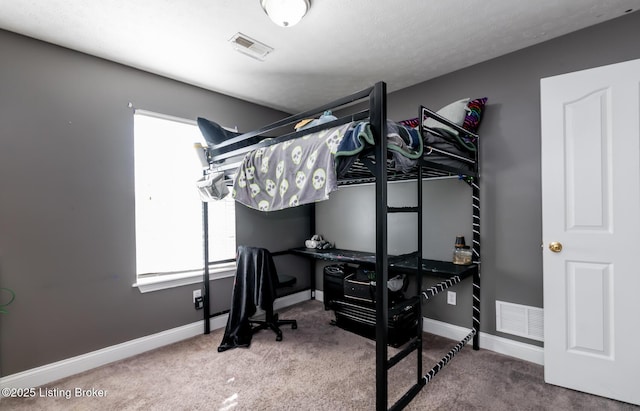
200,82,481,411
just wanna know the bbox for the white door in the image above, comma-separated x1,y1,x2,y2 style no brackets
541,58,640,406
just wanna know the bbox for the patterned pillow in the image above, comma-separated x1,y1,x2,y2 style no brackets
398,117,420,129
424,98,470,136
463,97,488,134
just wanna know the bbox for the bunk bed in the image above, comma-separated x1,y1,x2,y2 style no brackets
197,82,482,411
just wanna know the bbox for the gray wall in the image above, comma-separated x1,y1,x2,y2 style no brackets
0,30,309,376
2,10,639,376
317,11,640,345
235,204,312,291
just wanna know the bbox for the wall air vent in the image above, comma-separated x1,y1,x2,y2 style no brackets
496,300,544,341
229,32,273,61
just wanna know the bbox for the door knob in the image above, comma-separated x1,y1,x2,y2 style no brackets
549,242,563,253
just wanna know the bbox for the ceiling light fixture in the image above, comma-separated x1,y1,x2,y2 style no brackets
260,0,310,27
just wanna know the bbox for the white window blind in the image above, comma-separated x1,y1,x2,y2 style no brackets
133,111,236,279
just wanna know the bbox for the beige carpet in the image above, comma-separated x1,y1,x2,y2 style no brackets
1,300,637,410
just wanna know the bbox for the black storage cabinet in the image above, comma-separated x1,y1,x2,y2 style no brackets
323,264,419,348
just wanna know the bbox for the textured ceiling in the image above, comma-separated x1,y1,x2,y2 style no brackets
0,0,638,113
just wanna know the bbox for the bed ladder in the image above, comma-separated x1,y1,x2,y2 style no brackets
388,167,425,411
370,81,425,411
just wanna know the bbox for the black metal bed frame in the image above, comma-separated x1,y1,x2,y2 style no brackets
200,82,481,411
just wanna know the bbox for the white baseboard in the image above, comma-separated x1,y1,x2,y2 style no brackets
274,289,312,311
423,317,544,365
0,320,207,390
0,290,310,389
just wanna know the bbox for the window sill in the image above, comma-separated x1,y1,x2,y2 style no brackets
133,264,236,293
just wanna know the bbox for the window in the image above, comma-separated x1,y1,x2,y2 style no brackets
133,111,236,292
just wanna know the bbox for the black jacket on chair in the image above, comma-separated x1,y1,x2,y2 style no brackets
217,246,278,352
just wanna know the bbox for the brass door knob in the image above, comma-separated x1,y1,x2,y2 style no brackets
549,242,563,253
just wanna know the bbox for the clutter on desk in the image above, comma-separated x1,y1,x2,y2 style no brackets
304,234,333,249
452,235,472,265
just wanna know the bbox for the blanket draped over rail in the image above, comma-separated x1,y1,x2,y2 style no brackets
232,121,422,211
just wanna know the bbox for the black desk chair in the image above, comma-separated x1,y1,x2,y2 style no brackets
249,272,298,341
217,246,297,352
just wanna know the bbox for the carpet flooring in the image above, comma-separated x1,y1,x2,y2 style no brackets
1,300,637,410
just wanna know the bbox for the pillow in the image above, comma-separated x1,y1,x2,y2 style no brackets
197,117,241,146
424,98,470,136
397,117,420,129
463,97,488,134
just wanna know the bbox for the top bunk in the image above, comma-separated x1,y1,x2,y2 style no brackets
196,82,485,211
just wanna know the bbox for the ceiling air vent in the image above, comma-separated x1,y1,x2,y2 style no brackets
229,32,273,61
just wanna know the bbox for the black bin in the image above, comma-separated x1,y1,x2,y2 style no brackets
323,264,353,310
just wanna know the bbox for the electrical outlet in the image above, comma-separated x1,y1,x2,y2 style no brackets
193,289,203,310
447,291,456,305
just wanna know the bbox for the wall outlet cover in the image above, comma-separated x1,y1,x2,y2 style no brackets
447,291,456,305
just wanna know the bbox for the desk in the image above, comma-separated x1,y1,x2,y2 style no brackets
289,247,478,280
290,247,478,348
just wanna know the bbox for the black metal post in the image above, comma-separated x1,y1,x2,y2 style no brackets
416,165,423,383
203,201,211,334
310,203,316,299
471,179,480,350
371,81,389,411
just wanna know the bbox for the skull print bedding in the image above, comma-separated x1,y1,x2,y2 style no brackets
233,123,350,211
232,120,422,211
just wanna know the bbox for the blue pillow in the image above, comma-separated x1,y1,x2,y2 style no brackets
197,117,241,146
